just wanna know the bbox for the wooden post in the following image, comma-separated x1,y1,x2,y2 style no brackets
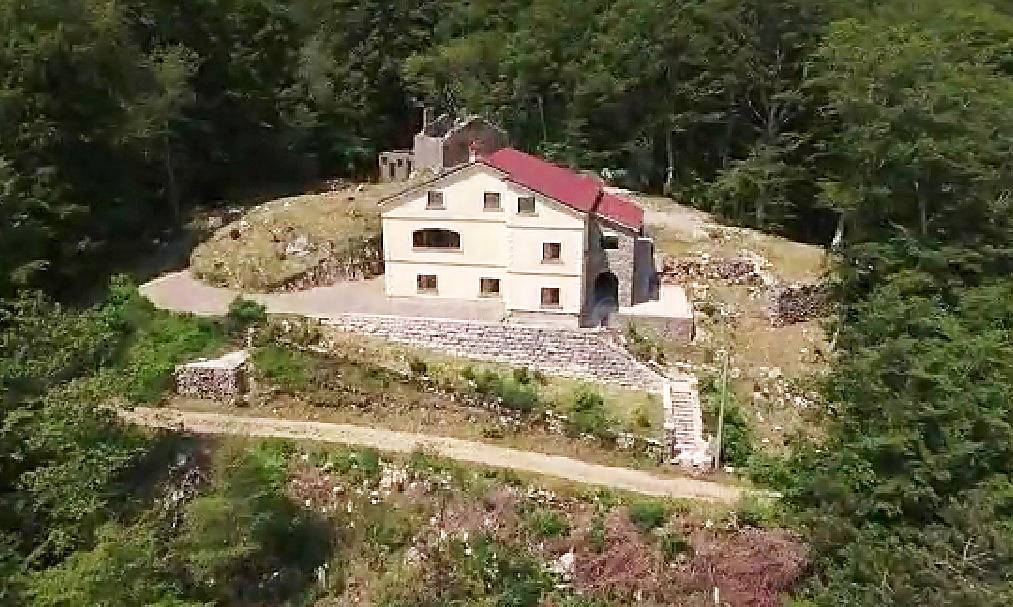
714,350,728,469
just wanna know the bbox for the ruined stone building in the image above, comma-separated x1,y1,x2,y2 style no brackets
378,111,508,182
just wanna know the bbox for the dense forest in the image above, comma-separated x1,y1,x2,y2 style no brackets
2,0,1013,604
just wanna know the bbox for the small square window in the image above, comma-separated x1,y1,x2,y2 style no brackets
397,158,404,167
541,287,560,307
417,274,438,293
601,235,620,249
381,157,388,165
517,196,536,214
427,191,444,209
484,192,502,211
542,242,561,263
480,278,501,296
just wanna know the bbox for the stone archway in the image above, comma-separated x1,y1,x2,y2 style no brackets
591,271,619,327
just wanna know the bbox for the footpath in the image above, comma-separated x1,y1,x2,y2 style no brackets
122,407,743,504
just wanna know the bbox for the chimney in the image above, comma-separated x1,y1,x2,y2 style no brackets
469,139,480,163
421,106,430,133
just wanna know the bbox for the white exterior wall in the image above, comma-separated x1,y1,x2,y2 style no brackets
382,165,587,317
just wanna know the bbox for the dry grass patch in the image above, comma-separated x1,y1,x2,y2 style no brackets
189,181,406,291
636,194,827,284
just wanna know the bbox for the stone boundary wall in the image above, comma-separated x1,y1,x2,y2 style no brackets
321,313,667,393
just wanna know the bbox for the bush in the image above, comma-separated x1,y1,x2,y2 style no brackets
117,312,229,404
407,356,428,378
567,388,615,443
625,323,665,364
252,345,314,392
472,369,540,412
628,500,668,531
225,297,266,333
700,377,753,468
526,509,570,539
659,532,693,562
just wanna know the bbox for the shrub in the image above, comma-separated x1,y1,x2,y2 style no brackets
407,356,428,378
472,369,540,412
526,509,570,539
225,297,266,333
628,500,667,531
586,515,607,554
252,345,313,392
117,312,228,403
512,366,534,385
625,323,665,364
659,532,693,562
498,380,538,412
700,377,753,468
567,388,615,443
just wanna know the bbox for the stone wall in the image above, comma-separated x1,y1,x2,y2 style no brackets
175,351,251,401
322,313,666,392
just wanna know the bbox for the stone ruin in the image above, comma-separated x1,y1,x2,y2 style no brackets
659,255,766,286
769,284,831,327
175,350,251,402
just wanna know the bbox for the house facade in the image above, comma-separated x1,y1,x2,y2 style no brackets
378,112,508,182
380,148,657,327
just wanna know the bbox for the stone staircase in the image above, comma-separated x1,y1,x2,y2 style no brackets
664,377,712,468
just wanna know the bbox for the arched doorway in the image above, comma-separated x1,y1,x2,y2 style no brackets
591,271,619,326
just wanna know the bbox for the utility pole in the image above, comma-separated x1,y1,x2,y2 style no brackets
714,349,728,469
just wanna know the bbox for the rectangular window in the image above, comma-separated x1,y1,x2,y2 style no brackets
427,191,444,209
517,196,536,214
483,192,502,211
417,274,438,293
479,278,501,296
601,235,620,249
542,242,562,263
540,287,560,307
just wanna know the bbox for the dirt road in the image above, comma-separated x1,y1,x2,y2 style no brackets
122,407,743,504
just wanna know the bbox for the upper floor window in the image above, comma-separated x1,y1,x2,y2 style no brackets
484,192,502,211
601,235,620,249
542,242,561,263
517,196,536,214
413,228,461,249
427,191,444,209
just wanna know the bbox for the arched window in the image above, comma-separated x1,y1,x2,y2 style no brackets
413,228,461,249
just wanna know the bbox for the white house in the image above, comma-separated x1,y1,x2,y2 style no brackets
380,147,658,327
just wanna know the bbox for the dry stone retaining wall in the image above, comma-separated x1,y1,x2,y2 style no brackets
322,314,666,392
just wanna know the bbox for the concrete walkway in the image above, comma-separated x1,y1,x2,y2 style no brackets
140,270,503,320
122,407,743,504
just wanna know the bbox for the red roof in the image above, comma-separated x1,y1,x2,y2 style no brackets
482,148,643,230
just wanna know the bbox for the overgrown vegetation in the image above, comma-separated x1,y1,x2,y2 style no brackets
4,0,1013,604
